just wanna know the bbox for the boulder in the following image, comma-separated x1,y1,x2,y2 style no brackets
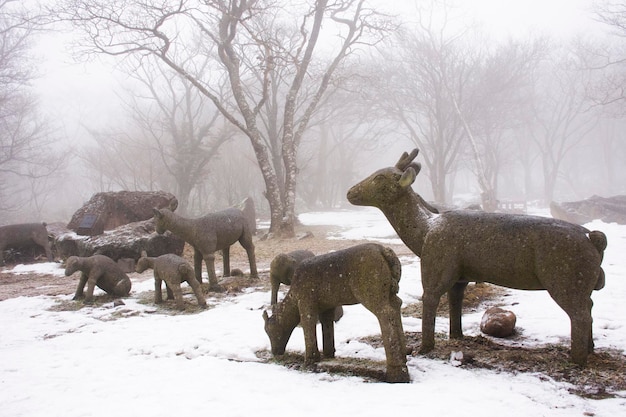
550,195,626,225
480,307,516,338
67,191,177,236
52,219,185,263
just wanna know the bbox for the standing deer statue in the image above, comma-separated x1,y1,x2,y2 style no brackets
347,149,607,366
152,200,258,291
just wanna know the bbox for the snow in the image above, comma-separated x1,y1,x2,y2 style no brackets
1,207,625,417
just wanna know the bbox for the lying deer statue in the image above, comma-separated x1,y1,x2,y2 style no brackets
347,149,607,366
263,243,409,383
136,251,206,310
152,200,258,291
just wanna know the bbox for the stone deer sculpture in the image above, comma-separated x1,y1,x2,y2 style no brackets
136,252,206,310
65,255,132,302
152,200,258,291
263,243,409,383
269,250,315,305
347,149,607,366
0,222,53,265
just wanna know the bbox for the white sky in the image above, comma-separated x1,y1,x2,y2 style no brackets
32,0,605,142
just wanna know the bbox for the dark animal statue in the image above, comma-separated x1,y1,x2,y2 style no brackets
263,243,409,383
65,255,132,302
0,222,53,265
347,148,607,366
269,250,315,305
152,200,258,291
136,252,206,310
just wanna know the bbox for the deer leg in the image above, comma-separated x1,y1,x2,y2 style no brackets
165,284,174,300
84,273,99,303
239,236,258,278
300,310,321,366
420,290,440,353
154,278,163,304
73,272,88,300
270,279,280,305
319,309,336,358
193,248,203,285
568,298,594,366
171,283,185,311
448,281,468,339
222,247,231,277
203,252,221,291
185,274,207,308
375,302,410,383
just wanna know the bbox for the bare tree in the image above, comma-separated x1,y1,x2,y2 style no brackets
380,14,467,204
450,37,546,211
52,0,392,237
526,43,599,205
0,0,66,223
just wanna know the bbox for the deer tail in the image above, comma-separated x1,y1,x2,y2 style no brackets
381,246,402,294
588,230,608,291
588,230,607,259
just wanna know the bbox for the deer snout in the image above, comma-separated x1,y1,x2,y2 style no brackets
346,186,364,205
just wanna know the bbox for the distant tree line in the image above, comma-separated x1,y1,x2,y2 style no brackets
2,0,626,227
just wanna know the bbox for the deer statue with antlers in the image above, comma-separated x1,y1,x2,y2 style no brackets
347,149,607,366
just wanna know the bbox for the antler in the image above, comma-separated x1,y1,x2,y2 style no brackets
395,149,422,174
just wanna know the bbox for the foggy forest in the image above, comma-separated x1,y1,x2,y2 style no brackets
2,0,626,236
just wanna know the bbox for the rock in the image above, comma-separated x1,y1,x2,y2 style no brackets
67,191,177,236
480,307,516,338
52,219,185,262
550,195,626,225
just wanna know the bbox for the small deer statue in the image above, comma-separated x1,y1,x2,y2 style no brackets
347,149,607,366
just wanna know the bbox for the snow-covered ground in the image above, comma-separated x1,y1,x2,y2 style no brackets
1,208,624,417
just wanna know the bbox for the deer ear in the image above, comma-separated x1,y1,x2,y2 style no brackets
263,310,270,323
153,208,162,218
399,167,416,188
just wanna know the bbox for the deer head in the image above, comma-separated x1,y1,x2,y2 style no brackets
347,149,421,207
263,309,290,355
152,208,168,235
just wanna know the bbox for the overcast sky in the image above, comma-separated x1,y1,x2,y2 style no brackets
33,0,604,144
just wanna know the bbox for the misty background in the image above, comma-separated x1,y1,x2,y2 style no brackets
2,0,625,234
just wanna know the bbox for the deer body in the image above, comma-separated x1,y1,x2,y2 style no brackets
263,243,409,383
347,149,607,366
153,205,258,291
65,255,132,302
136,253,206,310
0,222,53,265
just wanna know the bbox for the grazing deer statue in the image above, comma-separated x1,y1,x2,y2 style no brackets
263,243,409,383
152,200,258,291
347,149,607,366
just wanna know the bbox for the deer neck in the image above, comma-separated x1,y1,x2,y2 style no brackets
164,212,195,237
379,191,435,258
276,292,301,332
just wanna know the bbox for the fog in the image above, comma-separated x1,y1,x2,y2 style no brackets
2,0,624,225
